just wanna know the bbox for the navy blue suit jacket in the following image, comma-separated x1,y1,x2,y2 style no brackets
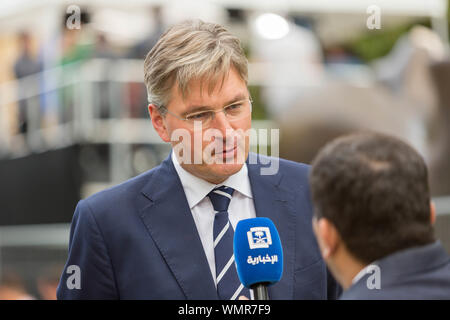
57,152,340,299
340,241,450,300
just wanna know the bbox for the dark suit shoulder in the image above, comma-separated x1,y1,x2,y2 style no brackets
340,243,450,299
80,164,162,221
249,153,310,181
278,156,311,192
278,156,310,180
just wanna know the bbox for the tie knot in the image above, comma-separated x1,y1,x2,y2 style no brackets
207,186,234,212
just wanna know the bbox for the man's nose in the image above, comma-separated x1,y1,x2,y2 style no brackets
211,110,233,135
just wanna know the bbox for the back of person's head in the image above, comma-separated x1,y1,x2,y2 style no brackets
309,131,435,264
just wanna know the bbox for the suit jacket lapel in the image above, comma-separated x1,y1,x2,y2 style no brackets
247,154,297,299
139,154,218,299
138,152,296,300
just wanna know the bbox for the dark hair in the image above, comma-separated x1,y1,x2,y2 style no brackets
309,132,435,264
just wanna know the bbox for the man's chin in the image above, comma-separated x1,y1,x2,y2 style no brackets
179,159,245,184
210,161,244,175
199,160,245,184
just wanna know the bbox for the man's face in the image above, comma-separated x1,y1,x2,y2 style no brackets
150,67,252,184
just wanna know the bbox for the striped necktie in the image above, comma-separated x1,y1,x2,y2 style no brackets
207,186,250,300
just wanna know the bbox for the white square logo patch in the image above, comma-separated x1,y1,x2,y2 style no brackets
247,227,272,249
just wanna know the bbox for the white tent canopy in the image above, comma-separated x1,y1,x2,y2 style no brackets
0,0,448,19
219,0,447,17
0,0,448,45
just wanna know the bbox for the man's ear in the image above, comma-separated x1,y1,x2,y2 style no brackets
148,104,170,142
430,201,436,225
313,217,340,259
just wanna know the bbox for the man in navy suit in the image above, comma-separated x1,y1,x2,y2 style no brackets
57,20,340,300
310,132,450,299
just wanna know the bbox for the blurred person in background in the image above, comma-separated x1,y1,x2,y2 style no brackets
13,31,42,134
310,132,450,299
91,33,117,119
251,14,324,120
127,6,164,60
57,19,341,300
91,33,116,60
0,271,35,300
59,9,92,124
127,6,165,118
36,264,64,300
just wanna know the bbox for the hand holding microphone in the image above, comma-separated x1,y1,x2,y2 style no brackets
233,217,283,300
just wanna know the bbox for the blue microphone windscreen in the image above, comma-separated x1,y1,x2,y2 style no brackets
234,217,283,288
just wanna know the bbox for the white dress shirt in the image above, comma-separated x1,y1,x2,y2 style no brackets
171,151,257,284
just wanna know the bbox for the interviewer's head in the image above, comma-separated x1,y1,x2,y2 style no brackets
309,132,436,288
144,20,251,184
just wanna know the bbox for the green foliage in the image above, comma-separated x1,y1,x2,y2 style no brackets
248,85,268,120
349,19,431,63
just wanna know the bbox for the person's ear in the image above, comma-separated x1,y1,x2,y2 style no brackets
148,104,170,142
313,217,340,259
430,201,436,225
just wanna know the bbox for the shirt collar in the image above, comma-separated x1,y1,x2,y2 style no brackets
171,151,253,209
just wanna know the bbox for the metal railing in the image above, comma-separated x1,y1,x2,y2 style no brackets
0,58,279,183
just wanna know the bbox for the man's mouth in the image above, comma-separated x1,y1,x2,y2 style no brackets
212,144,237,158
221,144,237,158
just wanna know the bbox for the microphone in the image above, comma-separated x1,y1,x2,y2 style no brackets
233,217,283,300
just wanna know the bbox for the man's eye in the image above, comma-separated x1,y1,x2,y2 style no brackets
187,112,211,121
225,104,242,113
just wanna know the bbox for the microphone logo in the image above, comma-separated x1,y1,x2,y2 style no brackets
247,227,272,249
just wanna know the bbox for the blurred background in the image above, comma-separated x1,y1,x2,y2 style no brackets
1,0,450,299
